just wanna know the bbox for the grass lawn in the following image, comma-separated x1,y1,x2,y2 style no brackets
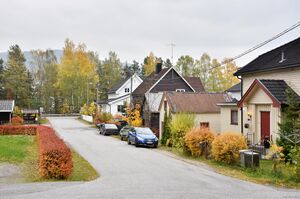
159,146,300,189
0,135,99,182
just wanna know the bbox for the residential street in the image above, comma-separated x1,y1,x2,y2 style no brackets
1,117,299,199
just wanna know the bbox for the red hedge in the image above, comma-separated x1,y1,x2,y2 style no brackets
37,126,73,179
11,116,24,125
0,125,36,135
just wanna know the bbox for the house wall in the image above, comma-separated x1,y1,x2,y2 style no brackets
151,69,194,93
108,75,143,100
220,105,241,133
109,96,130,116
194,113,221,133
242,67,300,95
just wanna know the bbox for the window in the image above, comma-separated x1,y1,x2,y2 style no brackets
125,88,130,93
118,105,125,113
176,89,185,92
200,122,209,129
231,110,238,125
164,100,167,111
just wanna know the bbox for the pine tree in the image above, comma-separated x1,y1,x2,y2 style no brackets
3,45,31,107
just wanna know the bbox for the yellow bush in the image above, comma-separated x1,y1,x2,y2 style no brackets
185,128,215,157
211,132,247,164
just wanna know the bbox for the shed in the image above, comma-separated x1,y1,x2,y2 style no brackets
0,100,15,124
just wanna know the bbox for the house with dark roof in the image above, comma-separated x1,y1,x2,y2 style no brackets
99,73,143,116
234,37,300,145
158,92,232,138
0,100,14,124
132,63,205,133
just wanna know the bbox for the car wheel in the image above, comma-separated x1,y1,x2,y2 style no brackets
121,137,123,141
153,144,157,148
135,139,139,147
128,138,131,145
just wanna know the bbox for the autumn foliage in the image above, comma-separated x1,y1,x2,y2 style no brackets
37,126,73,179
11,116,24,125
185,128,215,157
211,132,247,164
0,125,36,135
124,104,142,127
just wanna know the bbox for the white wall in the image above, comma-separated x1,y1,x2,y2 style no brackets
242,67,300,95
194,113,221,133
81,115,93,123
220,105,241,133
109,96,130,116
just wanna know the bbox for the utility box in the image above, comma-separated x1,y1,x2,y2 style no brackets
240,150,260,168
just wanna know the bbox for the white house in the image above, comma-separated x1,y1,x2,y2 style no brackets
99,73,143,116
234,37,300,145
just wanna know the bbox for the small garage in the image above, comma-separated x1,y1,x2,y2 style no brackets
0,100,14,124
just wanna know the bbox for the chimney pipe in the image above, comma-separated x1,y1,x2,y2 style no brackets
155,60,162,74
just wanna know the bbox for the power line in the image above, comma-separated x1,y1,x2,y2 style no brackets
215,21,300,68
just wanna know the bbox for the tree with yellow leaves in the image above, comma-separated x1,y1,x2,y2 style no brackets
143,52,157,76
56,39,99,112
124,104,143,127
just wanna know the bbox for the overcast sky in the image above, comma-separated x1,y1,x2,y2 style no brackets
1,0,300,67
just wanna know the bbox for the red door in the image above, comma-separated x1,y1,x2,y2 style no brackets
260,111,270,142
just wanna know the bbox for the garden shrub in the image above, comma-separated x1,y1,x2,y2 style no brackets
0,125,36,135
211,132,247,164
37,126,73,179
161,112,172,146
94,112,113,124
169,113,195,148
185,128,215,157
11,116,24,125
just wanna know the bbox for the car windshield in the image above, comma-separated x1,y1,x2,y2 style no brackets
105,124,118,129
135,127,153,135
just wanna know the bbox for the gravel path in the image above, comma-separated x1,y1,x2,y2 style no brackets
0,117,299,199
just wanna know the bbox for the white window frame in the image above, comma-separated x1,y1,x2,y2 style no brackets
175,89,186,92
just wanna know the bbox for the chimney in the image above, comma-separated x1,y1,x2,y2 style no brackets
155,59,162,74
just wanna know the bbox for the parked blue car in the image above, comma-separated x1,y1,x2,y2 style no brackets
127,127,158,148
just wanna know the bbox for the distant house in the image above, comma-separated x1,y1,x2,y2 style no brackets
0,100,14,124
226,82,241,101
99,73,143,116
132,63,204,133
158,92,232,138
234,37,300,145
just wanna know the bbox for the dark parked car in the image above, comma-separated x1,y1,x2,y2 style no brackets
116,120,128,131
97,123,119,135
119,126,131,141
128,127,158,148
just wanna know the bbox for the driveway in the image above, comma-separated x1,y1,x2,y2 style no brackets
0,117,299,199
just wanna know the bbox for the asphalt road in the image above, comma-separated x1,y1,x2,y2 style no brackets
0,117,299,199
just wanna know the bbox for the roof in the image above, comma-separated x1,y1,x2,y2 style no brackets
234,37,300,76
132,67,201,96
98,94,130,105
161,92,232,114
260,79,300,104
107,76,131,94
238,79,300,107
184,77,205,92
22,109,39,114
226,82,241,92
0,100,14,112
132,67,172,96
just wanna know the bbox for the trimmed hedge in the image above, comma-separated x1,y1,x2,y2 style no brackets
11,116,24,125
37,126,73,179
0,125,36,135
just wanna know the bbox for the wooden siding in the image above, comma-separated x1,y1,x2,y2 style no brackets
242,67,300,95
248,87,273,104
150,69,193,93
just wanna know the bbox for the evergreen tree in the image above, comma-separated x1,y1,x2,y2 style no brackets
277,87,300,162
3,45,31,107
0,59,4,99
163,58,173,68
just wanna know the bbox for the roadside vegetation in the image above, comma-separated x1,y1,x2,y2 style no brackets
160,111,300,189
0,126,98,182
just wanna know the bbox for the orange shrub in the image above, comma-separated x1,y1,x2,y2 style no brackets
211,132,247,164
0,125,36,135
37,126,73,179
11,116,24,125
185,128,215,157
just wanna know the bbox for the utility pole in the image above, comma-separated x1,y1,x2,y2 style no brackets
168,43,176,65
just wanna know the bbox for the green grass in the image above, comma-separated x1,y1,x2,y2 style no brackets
159,146,300,189
0,135,35,163
38,117,49,124
0,135,99,182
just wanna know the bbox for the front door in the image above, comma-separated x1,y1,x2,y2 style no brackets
260,111,270,143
